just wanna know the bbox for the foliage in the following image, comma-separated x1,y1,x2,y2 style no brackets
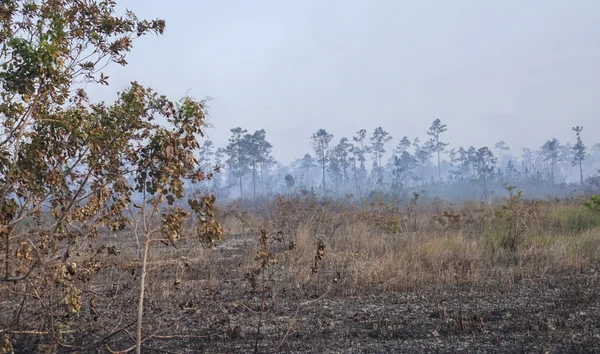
572,126,586,183
427,119,448,181
284,173,295,190
474,147,497,198
311,129,334,196
392,151,417,189
369,127,392,185
541,138,560,182
225,127,250,197
488,184,529,251
584,195,600,213
0,1,221,352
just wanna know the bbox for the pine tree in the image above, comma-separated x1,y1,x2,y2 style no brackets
572,126,587,183
474,147,497,199
541,138,560,183
427,119,449,182
311,129,334,196
225,127,250,199
370,127,392,185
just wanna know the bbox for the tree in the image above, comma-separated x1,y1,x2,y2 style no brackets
0,3,222,353
494,141,510,163
541,138,560,183
255,129,274,195
370,127,392,185
225,127,250,199
452,147,471,181
353,129,368,170
311,129,333,196
413,138,432,184
352,129,368,195
327,150,343,195
427,119,448,182
467,146,478,179
392,151,417,189
333,137,352,190
349,144,359,196
474,147,497,199
521,148,534,177
300,153,316,187
284,173,295,191
198,139,215,173
212,147,226,196
243,129,273,199
505,160,519,182
572,126,587,183
395,136,412,156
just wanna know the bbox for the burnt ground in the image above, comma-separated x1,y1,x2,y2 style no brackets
133,235,600,354
141,275,600,354
10,233,600,354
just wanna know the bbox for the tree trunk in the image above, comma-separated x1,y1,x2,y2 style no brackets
322,162,326,196
239,174,243,200
252,162,256,200
260,163,264,195
136,237,151,354
4,229,9,281
482,172,487,200
354,163,358,197
437,149,441,182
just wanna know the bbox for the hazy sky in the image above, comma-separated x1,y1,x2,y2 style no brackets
88,0,600,165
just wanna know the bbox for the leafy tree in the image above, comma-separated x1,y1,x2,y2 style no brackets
225,127,250,199
426,119,448,181
572,126,587,183
474,147,497,198
0,2,222,352
370,127,392,184
541,138,560,183
311,129,333,196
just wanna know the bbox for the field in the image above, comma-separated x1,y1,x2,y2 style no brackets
4,193,600,353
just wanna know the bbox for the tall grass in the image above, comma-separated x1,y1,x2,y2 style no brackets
220,194,600,294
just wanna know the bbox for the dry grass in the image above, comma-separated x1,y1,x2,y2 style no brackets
4,193,600,352
217,194,600,295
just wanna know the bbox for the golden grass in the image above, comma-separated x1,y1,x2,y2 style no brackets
214,196,600,295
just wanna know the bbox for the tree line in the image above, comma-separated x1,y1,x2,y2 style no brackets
197,121,599,201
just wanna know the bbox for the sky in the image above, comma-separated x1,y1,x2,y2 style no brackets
88,0,600,165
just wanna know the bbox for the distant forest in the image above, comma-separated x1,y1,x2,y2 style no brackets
188,121,600,202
